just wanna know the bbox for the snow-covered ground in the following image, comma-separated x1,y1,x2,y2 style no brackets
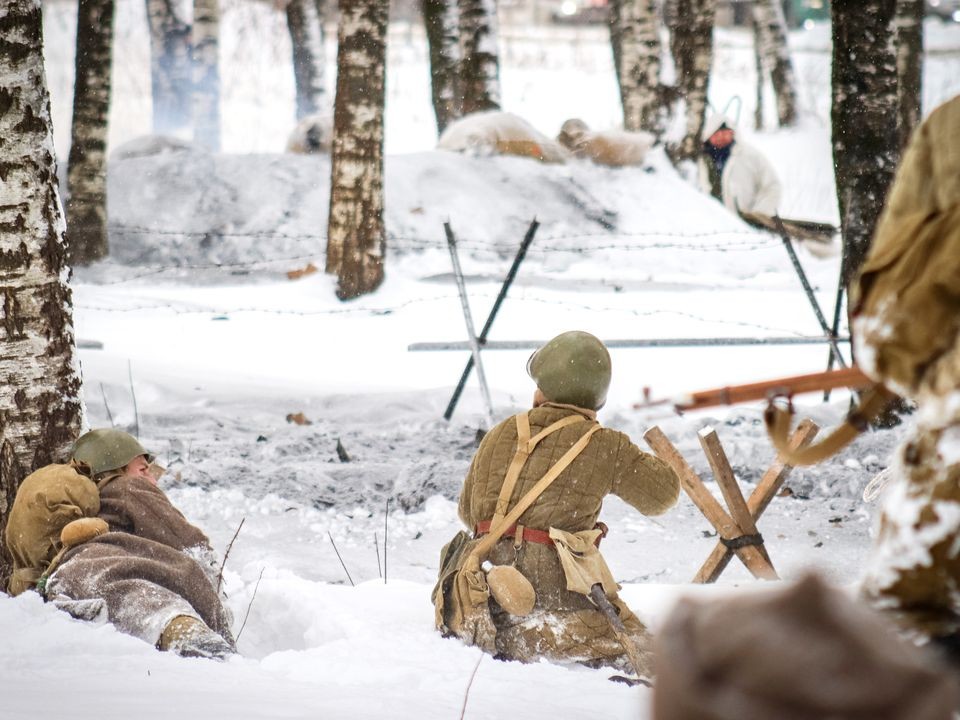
3,4,959,718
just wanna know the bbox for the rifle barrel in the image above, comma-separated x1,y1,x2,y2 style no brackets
634,366,873,412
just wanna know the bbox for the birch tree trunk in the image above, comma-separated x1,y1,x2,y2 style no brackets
608,0,623,98
831,0,899,301
751,0,798,126
326,0,388,300
144,0,191,134
422,0,460,133
895,0,923,152
458,0,500,115
192,0,220,151
619,0,664,134
668,0,715,161
286,0,327,120
752,12,764,129
66,0,115,266
0,0,85,577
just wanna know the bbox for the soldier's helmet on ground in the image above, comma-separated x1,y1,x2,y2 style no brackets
527,330,612,410
71,428,154,477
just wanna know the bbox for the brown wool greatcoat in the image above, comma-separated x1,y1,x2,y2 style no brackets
442,402,679,670
45,474,235,649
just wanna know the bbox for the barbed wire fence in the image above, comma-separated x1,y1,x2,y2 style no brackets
73,224,844,344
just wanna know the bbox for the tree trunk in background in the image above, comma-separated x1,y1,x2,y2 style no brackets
751,0,798,126
668,0,715,161
895,0,923,152
286,0,327,120
608,0,623,100
326,0,388,300
0,0,85,579
66,0,115,266
192,0,220,151
458,0,500,114
144,0,191,134
619,0,664,134
752,11,763,129
831,0,899,306
422,0,461,133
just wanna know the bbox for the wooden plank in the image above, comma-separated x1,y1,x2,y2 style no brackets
643,426,777,581
694,419,820,582
698,427,759,536
698,426,774,569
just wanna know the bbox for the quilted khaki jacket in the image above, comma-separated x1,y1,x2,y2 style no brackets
458,402,679,613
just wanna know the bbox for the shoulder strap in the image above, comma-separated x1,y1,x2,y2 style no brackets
491,413,586,527
474,421,601,563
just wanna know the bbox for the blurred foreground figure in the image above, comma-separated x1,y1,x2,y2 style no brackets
854,95,960,656
433,331,679,676
5,429,235,659
653,575,957,720
697,114,781,216
437,111,569,163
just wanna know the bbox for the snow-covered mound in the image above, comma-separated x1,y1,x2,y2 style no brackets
103,146,799,286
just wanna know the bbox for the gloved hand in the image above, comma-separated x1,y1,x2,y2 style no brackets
60,517,109,548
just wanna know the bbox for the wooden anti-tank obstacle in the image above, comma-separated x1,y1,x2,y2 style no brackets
643,419,820,583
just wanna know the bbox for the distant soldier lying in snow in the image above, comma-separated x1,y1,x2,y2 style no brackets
437,111,569,163
5,429,235,659
286,113,333,154
556,118,655,167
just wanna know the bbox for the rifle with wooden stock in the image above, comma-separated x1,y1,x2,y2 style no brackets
634,366,899,466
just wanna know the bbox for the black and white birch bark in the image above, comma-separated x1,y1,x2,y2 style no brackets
66,0,115,265
422,0,461,132
751,0,798,127
831,0,899,298
286,0,327,120
895,0,923,152
326,0,388,300
668,0,715,161
0,0,84,554
619,0,664,134
458,0,500,115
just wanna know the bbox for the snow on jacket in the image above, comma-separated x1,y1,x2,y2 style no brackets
438,402,679,671
437,111,569,163
45,474,235,650
858,95,960,643
697,140,782,216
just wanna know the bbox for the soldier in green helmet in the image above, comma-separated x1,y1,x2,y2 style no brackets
433,331,680,676
5,428,235,659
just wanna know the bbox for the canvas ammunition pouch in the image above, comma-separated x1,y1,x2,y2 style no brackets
548,527,619,598
433,412,600,648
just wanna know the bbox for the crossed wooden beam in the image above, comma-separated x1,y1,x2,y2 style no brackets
644,419,820,583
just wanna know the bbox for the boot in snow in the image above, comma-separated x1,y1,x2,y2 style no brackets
159,615,234,660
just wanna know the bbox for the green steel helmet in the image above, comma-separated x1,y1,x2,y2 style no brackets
71,429,154,477
526,331,612,410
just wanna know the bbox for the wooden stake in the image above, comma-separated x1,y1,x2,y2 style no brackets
694,419,819,583
644,426,777,581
